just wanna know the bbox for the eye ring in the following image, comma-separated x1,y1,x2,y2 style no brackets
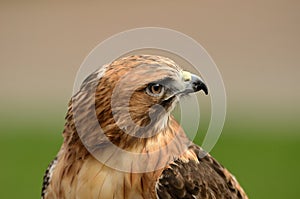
146,83,165,97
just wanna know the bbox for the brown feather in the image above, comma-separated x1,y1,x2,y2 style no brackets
156,145,248,199
42,55,248,199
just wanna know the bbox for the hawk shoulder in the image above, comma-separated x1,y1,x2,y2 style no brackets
155,145,248,199
41,157,58,199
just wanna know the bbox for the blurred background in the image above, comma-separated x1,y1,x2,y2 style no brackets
0,1,299,198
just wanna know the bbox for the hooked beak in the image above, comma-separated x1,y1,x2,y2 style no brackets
182,71,208,95
160,71,208,108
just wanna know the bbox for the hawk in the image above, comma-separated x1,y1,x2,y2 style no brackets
42,55,248,199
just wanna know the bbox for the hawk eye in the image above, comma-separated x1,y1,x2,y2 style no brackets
146,83,164,97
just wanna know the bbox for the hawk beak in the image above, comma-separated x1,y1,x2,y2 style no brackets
182,71,208,95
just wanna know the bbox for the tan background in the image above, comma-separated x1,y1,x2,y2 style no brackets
0,1,299,198
0,0,299,135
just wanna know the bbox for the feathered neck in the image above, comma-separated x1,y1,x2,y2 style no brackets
60,85,192,173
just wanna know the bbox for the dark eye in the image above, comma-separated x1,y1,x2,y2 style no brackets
146,83,164,96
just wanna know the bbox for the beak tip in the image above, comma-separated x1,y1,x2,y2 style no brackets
197,82,209,95
203,84,209,95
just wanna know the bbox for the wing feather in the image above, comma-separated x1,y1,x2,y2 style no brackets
41,157,58,199
156,145,248,199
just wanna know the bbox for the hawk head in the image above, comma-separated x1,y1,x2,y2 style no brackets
72,55,208,150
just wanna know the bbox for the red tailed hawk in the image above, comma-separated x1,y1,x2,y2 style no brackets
42,55,248,199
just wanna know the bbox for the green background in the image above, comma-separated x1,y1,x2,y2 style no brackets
0,1,299,198
1,120,299,199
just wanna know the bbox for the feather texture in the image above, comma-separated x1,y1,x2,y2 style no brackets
42,55,248,199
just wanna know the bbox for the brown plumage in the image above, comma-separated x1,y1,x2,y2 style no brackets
42,55,248,199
